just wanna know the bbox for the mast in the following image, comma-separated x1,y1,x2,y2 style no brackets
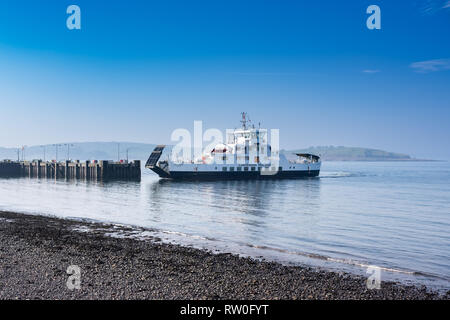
240,112,248,130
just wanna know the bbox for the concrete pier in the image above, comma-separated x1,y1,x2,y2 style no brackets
0,160,141,181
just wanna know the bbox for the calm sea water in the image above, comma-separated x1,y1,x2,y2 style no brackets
0,161,449,291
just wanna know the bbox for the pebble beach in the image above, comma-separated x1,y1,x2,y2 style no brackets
0,210,447,300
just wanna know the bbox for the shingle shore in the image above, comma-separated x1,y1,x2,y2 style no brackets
0,211,447,300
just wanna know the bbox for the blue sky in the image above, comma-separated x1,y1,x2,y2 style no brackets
0,0,449,159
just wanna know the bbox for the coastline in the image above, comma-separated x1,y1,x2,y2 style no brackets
0,210,448,300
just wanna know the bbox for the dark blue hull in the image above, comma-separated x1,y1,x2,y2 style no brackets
164,170,320,180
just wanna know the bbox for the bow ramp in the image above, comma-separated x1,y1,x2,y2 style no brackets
145,145,171,178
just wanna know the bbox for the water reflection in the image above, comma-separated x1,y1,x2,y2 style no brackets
144,176,322,242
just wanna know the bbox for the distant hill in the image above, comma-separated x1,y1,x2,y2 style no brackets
284,146,414,161
0,142,157,162
1,142,419,162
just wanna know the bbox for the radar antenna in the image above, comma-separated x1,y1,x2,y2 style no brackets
240,112,251,130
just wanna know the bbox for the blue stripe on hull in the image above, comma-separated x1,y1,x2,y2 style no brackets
164,170,320,180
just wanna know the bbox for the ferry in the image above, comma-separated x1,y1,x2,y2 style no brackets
146,113,321,180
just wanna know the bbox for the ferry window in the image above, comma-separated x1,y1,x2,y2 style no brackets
222,167,227,171
278,167,282,171
215,167,217,170
237,167,242,171
251,167,255,171
230,167,235,171
244,167,249,171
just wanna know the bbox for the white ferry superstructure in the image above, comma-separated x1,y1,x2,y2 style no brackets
146,113,321,180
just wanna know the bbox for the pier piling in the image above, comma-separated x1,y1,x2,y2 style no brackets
0,160,141,181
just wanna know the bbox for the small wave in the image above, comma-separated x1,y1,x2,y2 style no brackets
320,171,365,178
243,243,422,276
160,230,215,242
71,225,91,233
245,243,330,260
326,257,415,275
